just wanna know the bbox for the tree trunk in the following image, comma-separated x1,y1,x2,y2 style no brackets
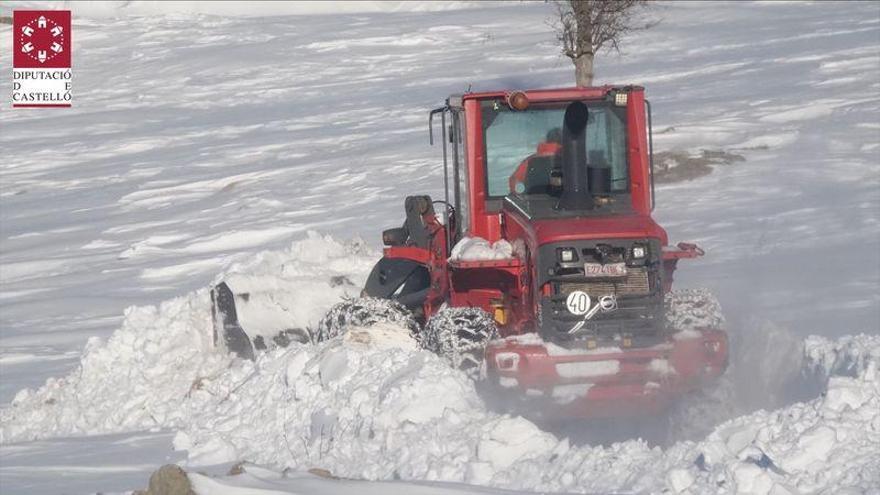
574,54,594,87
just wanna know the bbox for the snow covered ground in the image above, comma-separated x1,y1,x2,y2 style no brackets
1,1,879,493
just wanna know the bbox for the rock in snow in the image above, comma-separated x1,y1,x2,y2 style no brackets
2,235,878,494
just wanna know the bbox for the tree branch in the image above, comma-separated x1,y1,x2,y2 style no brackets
552,0,653,57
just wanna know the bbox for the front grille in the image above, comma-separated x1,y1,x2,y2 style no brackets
544,295,663,337
544,265,662,338
537,239,665,339
557,267,651,296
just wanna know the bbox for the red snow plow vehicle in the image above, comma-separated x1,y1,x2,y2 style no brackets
212,86,728,419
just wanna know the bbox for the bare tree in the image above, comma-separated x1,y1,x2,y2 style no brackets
553,0,654,87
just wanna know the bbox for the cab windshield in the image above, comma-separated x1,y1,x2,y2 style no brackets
481,100,628,201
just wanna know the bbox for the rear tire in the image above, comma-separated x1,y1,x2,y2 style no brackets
315,297,418,342
420,307,498,378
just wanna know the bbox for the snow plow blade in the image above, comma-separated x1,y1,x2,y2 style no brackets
210,280,318,359
210,282,255,360
484,328,728,419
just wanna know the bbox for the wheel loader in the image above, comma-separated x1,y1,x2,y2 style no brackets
212,85,728,419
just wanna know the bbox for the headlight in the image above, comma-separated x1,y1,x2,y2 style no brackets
559,248,577,263
632,245,647,259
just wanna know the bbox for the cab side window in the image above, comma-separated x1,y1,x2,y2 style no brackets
452,110,469,239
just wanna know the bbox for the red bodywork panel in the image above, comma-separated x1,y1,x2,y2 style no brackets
378,86,726,419
485,329,728,418
527,214,668,246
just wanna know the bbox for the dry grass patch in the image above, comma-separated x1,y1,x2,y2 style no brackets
653,149,745,183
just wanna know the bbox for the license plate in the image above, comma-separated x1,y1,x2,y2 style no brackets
584,262,627,278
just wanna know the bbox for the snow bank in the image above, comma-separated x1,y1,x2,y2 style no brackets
176,331,880,494
0,233,376,443
0,291,227,443
174,325,529,482
673,338,880,494
218,232,378,340
804,333,880,380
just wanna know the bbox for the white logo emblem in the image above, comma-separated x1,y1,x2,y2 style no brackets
19,15,65,64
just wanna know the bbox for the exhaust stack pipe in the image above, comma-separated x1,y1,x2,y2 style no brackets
559,101,592,210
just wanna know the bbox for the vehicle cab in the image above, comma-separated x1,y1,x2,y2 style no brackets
439,86,689,341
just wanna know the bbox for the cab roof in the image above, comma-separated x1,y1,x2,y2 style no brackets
451,85,644,105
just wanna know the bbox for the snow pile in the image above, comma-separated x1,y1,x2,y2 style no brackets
174,330,880,494
218,233,378,341
804,333,880,380
449,237,514,262
172,325,652,490
173,324,547,481
0,233,377,443
0,291,227,443
667,335,880,494
3,292,879,493
184,464,525,495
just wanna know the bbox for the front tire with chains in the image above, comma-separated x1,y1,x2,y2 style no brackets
315,297,419,342
420,307,499,378
665,288,725,333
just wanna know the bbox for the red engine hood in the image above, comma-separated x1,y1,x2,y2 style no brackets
528,214,668,246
